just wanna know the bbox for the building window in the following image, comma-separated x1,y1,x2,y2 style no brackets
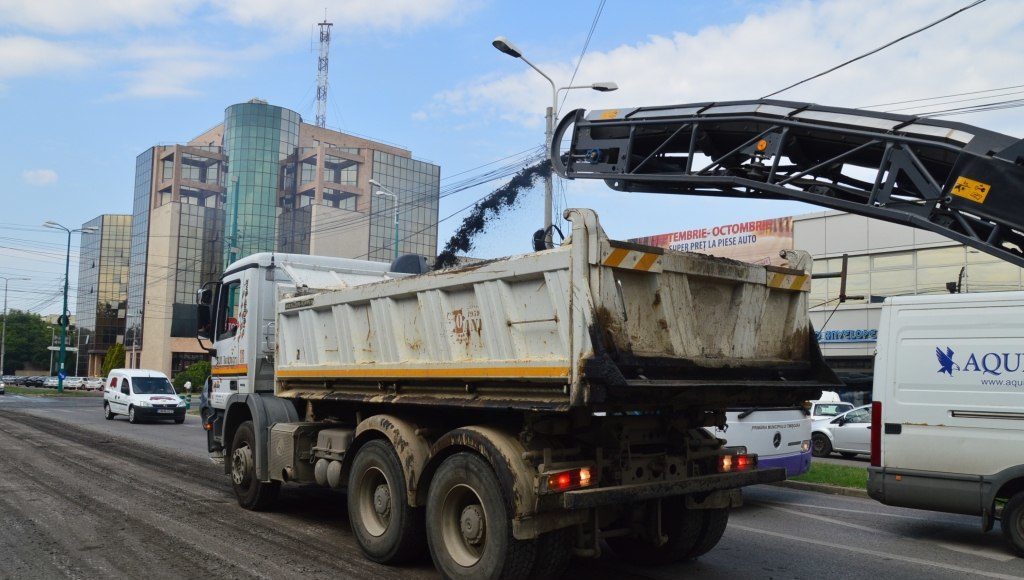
171,352,207,376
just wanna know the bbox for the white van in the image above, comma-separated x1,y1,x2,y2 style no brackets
102,368,186,424
867,292,1024,556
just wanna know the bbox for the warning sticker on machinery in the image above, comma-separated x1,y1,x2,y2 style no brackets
951,176,991,204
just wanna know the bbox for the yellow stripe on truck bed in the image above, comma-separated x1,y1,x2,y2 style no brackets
277,365,571,380
601,247,663,272
766,272,810,292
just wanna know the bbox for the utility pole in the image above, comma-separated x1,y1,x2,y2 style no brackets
315,19,333,128
0,276,29,376
43,220,97,392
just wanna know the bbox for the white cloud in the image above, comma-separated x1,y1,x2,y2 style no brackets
106,42,266,100
22,169,58,186
0,36,91,79
211,0,475,37
0,0,202,34
420,0,1024,136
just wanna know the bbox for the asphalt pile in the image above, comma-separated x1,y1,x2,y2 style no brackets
434,160,551,270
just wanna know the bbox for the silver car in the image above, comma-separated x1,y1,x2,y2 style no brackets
811,404,872,458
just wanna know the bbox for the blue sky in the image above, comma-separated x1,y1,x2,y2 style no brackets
1,0,1022,313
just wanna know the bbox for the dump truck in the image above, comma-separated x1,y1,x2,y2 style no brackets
197,207,836,578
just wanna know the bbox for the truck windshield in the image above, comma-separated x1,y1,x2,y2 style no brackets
132,377,175,395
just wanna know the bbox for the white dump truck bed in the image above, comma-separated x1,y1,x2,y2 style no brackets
275,208,835,410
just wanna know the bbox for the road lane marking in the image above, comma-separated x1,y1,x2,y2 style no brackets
759,503,883,534
938,542,1019,563
731,525,1022,580
753,500,932,520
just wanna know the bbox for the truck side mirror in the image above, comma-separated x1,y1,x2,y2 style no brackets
196,283,218,341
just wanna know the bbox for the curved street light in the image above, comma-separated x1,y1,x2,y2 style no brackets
491,36,618,248
369,179,401,263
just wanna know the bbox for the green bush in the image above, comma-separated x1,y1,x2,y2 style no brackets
173,360,211,392
101,343,126,378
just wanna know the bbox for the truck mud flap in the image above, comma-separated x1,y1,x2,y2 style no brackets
561,467,785,510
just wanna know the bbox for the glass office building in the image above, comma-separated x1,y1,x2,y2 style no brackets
125,148,153,360
75,214,132,376
369,151,441,262
117,99,440,378
222,101,300,267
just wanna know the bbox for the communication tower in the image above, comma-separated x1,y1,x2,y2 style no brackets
315,19,333,128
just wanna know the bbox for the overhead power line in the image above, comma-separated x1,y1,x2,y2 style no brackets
558,0,607,116
862,82,1024,109
762,0,989,99
918,98,1024,118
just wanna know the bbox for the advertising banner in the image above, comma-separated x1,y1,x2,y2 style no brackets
631,217,794,266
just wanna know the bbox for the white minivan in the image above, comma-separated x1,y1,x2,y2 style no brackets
103,368,186,424
867,292,1024,556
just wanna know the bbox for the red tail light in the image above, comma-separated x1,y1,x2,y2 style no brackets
542,467,593,493
870,401,881,467
718,453,757,473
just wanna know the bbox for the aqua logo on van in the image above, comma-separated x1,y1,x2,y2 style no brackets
936,347,959,375
936,346,1024,376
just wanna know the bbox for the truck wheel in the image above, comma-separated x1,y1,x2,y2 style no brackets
426,452,536,579
606,497,702,565
231,420,280,511
128,406,138,424
685,507,729,559
103,403,114,420
1002,491,1024,557
528,527,573,580
348,439,425,564
812,433,832,457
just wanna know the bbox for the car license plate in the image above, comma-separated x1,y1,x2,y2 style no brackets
158,409,173,414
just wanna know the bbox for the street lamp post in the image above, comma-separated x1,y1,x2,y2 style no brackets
492,36,618,249
43,220,97,393
369,179,400,262
0,276,30,376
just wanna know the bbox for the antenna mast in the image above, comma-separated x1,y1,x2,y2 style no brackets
315,19,333,128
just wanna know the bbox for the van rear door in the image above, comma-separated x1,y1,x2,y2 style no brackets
879,294,1024,477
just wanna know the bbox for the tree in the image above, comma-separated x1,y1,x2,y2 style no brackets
173,360,210,392
1,310,52,374
101,343,125,378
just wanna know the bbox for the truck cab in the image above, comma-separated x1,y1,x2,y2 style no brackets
196,252,401,459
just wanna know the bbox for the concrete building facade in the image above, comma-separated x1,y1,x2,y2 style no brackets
123,99,440,378
798,210,1024,404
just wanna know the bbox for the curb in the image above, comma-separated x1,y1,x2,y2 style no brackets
770,479,870,499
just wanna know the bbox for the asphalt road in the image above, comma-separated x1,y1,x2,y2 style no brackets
1,395,1022,579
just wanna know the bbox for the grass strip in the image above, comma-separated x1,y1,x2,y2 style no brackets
791,462,867,489
4,386,100,398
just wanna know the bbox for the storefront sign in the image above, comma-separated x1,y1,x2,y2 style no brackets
631,217,794,265
816,329,878,343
